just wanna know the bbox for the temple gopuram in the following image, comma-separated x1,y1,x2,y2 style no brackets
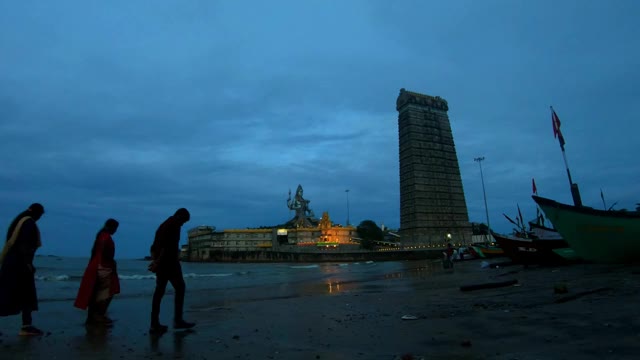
185,184,358,261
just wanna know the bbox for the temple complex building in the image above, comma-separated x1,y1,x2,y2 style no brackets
185,184,358,261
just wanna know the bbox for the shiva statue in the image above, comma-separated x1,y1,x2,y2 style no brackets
286,184,316,228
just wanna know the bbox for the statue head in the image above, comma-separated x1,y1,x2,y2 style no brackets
296,184,303,197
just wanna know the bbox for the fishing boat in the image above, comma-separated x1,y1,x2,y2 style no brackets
532,195,640,263
492,230,568,265
495,206,567,264
471,243,504,258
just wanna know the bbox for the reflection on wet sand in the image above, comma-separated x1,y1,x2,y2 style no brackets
191,260,442,309
84,323,110,351
321,261,440,294
174,329,195,354
149,328,195,356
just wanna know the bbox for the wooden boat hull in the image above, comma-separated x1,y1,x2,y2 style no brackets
533,195,640,263
492,232,569,265
471,245,504,258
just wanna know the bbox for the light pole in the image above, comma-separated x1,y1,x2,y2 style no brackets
345,189,350,226
474,157,491,237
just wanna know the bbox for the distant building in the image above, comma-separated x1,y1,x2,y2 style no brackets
185,187,359,261
396,88,472,245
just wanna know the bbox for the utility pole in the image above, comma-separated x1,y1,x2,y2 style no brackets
474,157,491,237
345,189,350,226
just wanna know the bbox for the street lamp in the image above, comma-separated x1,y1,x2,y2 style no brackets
345,189,350,226
474,157,491,238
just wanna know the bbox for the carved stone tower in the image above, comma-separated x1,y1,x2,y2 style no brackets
396,88,472,245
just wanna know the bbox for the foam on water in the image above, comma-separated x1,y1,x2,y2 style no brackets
289,265,319,269
36,273,237,281
183,273,233,278
118,274,156,280
35,275,72,281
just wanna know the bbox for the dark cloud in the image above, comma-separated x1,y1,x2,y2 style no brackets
1,0,638,257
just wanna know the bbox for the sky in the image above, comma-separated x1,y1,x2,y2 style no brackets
1,0,638,258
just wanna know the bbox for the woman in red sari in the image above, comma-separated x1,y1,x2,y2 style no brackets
74,219,121,324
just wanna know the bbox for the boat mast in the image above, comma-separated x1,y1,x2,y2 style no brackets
551,106,583,207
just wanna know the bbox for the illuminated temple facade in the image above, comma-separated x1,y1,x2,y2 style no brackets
185,185,359,261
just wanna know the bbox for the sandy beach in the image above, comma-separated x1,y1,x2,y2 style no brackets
1,259,639,359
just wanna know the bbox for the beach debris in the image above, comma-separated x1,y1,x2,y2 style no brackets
459,279,518,292
394,354,425,360
460,339,472,347
401,315,418,320
497,270,520,277
553,283,568,294
554,287,612,303
489,261,513,269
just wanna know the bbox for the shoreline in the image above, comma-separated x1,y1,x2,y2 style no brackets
1,259,639,359
184,249,447,263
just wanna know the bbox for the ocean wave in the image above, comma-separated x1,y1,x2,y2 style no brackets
35,275,73,281
118,274,156,280
35,273,234,281
289,265,319,269
183,273,233,278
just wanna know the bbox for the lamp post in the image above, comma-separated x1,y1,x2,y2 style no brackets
345,189,350,226
474,157,491,237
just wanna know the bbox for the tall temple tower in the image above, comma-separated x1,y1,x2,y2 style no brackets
396,88,472,245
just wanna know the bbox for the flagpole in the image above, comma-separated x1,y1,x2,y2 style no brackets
550,106,583,207
560,150,574,188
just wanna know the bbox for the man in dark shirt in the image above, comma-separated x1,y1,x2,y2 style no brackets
148,208,195,333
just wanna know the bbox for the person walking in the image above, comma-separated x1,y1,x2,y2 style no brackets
148,208,195,334
74,219,121,325
0,203,45,336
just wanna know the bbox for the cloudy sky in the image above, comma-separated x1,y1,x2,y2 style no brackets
1,0,638,258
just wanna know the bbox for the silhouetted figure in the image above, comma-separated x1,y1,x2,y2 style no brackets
148,208,195,334
74,219,121,325
443,243,455,269
0,203,45,336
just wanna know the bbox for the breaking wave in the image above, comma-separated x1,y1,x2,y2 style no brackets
289,265,319,269
36,273,235,281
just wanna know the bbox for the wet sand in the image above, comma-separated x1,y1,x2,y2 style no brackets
1,259,639,359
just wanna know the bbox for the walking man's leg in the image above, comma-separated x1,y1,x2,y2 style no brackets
150,275,170,333
169,264,194,329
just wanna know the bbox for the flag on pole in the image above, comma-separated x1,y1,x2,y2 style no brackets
532,178,538,195
551,107,565,150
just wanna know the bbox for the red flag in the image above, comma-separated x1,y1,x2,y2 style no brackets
532,178,537,195
551,107,565,150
